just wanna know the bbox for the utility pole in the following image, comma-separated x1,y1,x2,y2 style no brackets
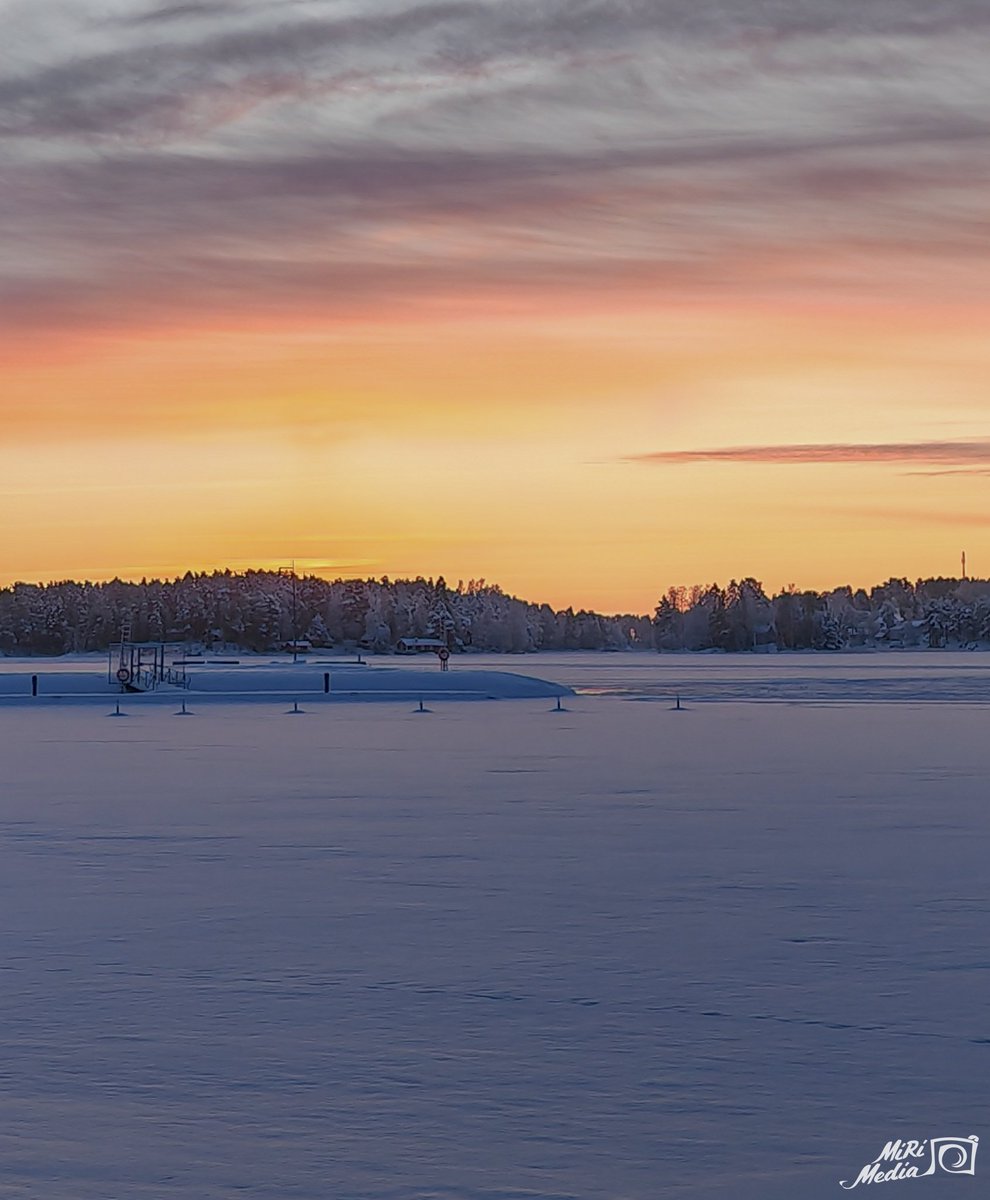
278,563,299,662
962,550,967,581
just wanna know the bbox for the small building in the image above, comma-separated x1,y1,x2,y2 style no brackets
396,637,447,654
752,622,778,653
281,639,313,655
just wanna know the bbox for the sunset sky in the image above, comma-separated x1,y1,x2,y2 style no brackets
2,0,988,613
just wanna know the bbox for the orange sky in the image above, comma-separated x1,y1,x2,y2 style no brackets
3,1,987,613
5,297,988,613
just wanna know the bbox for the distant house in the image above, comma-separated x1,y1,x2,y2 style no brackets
281,639,313,654
752,622,777,653
396,637,447,654
886,619,928,648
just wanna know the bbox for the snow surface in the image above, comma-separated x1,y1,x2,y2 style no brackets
1,652,987,1198
0,660,571,704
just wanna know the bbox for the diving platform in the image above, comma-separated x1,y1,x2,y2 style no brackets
109,639,190,692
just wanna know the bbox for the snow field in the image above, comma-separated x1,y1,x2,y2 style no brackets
0,660,987,1198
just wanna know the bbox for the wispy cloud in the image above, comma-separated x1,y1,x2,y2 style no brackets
1,0,988,331
834,505,990,528
629,440,990,467
124,2,243,25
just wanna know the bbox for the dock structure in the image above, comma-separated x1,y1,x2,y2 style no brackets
109,630,189,693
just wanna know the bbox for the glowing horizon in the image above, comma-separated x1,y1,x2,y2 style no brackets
4,1,988,614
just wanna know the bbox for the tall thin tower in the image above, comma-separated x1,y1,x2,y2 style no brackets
961,550,967,580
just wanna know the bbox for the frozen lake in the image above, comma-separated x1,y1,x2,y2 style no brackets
1,652,987,1198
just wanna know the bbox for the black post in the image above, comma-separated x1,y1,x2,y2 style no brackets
31,674,38,697
323,672,330,694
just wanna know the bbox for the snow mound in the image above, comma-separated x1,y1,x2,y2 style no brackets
0,662,572,705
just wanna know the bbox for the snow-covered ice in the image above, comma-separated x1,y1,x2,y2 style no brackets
0,657,570,704
1,652,987,1198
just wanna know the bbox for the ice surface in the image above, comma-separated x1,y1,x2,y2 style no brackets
1,652,987,1198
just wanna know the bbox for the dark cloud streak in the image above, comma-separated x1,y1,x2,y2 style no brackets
124,1,245,24
630,441,990,467
0,2,479,139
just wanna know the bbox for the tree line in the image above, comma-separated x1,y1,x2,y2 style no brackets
0,572,652,656
1,570,988,656
653,576,990,651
